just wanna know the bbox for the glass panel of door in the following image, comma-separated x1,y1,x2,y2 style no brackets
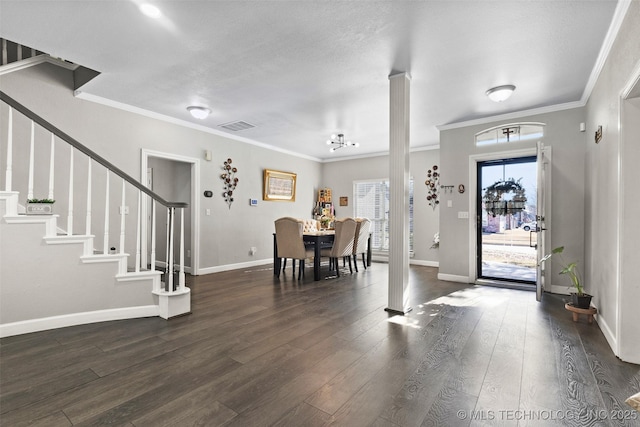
477,157,538,284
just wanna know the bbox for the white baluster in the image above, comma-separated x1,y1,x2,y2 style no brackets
67,148,74,235
165,207,170,290
1,39,7,65
168,207,175,292
85,159,92,236
48,133,55,200
5,107,12,191
179,207,185,290
119,178,126,254
17,44,22,61
27,121,34,200
103,171,110,255
150,202,156,272
135,190,141,273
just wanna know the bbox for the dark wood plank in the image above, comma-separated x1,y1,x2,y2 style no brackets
0,264,636,427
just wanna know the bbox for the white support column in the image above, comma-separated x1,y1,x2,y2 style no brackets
5,107,12,191
66,148,74,235
386,72,411,315
48,133,55,200
27,121,34,200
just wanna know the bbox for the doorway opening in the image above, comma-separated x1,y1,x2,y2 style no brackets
477,156,537,284
141,149,201,275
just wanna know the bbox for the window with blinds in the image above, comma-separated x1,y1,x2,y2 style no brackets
353,179,413,252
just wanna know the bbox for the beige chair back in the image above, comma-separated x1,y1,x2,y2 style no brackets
302,219,320,233
275,217,307,260
330,218,357,258
353,218,371,255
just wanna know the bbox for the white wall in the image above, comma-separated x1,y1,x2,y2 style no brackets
321,149,440,265
0,63,323,273
439,107,587,283
584,0,640,364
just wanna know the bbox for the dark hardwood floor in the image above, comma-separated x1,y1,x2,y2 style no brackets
1,263,639,426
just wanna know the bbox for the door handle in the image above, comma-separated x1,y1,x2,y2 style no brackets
529,230,537,249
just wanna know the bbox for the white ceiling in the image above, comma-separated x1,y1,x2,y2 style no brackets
0,1,622,161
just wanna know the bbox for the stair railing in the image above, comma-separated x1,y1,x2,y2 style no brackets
1,91,187,293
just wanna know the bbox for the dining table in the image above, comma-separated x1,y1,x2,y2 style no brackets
273,230,371,281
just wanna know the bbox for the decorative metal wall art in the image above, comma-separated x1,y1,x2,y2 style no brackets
220,158,238,209
425,165,440,209
482,178,527,217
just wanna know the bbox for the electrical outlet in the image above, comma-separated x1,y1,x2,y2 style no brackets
119,206,129,215
187,249,191,258
206,209,211,216
250,247,257,255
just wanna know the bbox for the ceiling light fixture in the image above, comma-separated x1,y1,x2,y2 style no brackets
326,133,359,153
187,106,211,119
486,84,516,102
139,3,162,18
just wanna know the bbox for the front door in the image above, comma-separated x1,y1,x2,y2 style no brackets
477,156,538,285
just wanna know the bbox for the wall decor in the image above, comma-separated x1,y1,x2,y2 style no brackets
425,165,440,209
595,125,603,143
220,158,238,209
458,184,465,194
263,169,296,201
340,196,348,206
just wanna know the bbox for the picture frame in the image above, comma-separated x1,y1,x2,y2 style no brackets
339,196,348,206
263,169,296,201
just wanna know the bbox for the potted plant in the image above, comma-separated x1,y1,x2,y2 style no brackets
26,198,55,215
539,246,592,308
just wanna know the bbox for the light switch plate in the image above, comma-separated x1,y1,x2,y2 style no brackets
458,211,469,219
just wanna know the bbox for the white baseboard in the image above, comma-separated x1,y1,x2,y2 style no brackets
197,258,273,275
437,273,471,283
410,260,439,267
0,305,159,338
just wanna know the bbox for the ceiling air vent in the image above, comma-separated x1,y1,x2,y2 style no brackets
218,120,255,132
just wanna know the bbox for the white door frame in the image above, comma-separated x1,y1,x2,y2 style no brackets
467,147,551,285
141,149,201,275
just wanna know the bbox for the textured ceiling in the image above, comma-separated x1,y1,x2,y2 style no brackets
0,1,621,160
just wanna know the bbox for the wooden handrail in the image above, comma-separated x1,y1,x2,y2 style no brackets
0,91,187,209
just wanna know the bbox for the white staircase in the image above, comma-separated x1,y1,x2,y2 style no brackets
0,91,190,338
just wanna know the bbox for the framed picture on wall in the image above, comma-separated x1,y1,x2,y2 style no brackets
263,169,296,201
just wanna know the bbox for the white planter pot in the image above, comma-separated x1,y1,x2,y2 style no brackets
26,203,54,215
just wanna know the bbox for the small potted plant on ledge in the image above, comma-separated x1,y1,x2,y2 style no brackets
539,246,592,308
26,198,55,215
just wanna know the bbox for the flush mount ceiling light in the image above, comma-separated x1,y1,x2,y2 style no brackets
187,106,211,119
139,3,162,18
486,84,516,102
326,133,359,153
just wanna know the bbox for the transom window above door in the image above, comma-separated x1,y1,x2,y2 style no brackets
475,123,545,146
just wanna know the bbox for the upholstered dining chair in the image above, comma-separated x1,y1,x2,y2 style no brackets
321,217,357,277
353,218,371,272
274,217,314,279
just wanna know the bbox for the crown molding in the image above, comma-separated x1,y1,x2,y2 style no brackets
581,0,632,103
436,100,584,132
73,91,322,162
